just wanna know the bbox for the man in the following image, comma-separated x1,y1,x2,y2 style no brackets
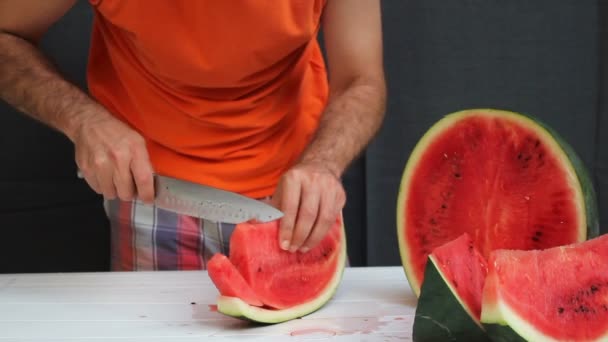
0,1,386,271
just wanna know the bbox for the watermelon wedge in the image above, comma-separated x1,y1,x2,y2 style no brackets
207,215,346,324
413,233,490,342
397,109,599,296
207,254,263,307
481,233,608,341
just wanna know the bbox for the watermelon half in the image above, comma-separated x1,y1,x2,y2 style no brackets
207,215,346,324
481,233,608,341
413,233,490,342
397,108,599,296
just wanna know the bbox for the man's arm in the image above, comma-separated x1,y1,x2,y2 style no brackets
0,0,154,202
273,0,386,252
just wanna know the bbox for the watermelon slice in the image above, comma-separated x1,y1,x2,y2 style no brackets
207,215,346,324
481,233,608,341
413,233,490,341
397,108,599,296
207,254,263,307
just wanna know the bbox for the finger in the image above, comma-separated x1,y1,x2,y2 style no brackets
76,150,101,195
79,168,102,195
93,154,116,199
276,178,301,251
112,148,136,201
130,144,155,203
289,183,320,253
300,187,339,252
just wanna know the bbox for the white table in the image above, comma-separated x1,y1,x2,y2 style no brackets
0,266,417,341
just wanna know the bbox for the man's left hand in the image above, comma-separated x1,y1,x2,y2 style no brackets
271,162,346,253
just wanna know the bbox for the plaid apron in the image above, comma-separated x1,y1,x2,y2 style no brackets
104,199,241,271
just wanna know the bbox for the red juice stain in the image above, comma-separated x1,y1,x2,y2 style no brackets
290,328,337,337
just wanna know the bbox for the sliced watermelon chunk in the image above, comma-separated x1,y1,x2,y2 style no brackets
208,215,346,324
397,108,599,296
229,217,343,310
207,253,263,307
413,233,490,341
481,233,608,341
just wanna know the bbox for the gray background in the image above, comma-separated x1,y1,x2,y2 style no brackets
0,0,604,271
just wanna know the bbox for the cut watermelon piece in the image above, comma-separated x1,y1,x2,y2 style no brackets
208,215,346,324
207,254,263,307
413,233,490,341
481,234,608,341
397,108,599,296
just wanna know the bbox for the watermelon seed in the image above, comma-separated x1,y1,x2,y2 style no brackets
590,285,599,293
524,156,531,162
535,139,540,147
430,218,437,225
558,307,564,314
517,153,522,160
441,204,447,209
454,173,461,178
603,305,608,312
257,267,262,273
532,236,540,242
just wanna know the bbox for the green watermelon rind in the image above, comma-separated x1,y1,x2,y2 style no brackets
413,255,491,342
396,108,597,297
215,222,347,324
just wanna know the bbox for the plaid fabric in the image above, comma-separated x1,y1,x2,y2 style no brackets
104,199,239,271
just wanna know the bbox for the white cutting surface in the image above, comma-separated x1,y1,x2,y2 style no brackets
0,266,416,341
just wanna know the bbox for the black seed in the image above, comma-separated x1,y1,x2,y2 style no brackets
454,173,461,178
453,280,458,288
441,204,447,209
190,302,196,305
430,218,437,225
591,285,599,293
538,152,544,159
524,156,531,162
257,267,262,272
517,153,523,160
603,305,608,311
558,307,564,314
535,140,540,147
532,236,540,242
535,231,543,237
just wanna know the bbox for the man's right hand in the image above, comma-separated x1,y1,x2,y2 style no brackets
0,0,155,203
73,111,155,203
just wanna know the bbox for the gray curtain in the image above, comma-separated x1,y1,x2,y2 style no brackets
0,0,604,271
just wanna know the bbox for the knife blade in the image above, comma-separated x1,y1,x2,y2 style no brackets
154,175,283,224
77,171,283,224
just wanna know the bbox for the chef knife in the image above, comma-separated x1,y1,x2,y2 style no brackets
77,171,283,224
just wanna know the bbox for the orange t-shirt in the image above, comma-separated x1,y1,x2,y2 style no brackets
86,1,329,198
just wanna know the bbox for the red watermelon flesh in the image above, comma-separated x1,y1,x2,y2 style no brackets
229,217,343,309
481,234,608,341
207,253,263,307
430,233,488,320
398,110,590,296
